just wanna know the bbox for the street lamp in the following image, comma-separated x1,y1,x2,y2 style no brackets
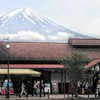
0,38,10,98
64,70,66,98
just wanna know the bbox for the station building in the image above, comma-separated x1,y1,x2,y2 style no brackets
0,38,100,94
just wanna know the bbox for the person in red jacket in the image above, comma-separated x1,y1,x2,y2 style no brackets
70,84,74,93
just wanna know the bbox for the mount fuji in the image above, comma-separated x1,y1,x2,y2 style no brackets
0,7,90,42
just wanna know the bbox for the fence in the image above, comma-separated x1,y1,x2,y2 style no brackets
67,88,94,98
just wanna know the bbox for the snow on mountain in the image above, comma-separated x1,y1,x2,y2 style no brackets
0,7,90,42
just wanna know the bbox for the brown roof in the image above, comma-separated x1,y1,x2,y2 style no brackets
68,38,100,46
74,48,100,59
0,64,64,69
1,39,100,62
2,42,70,61
84,59,100,69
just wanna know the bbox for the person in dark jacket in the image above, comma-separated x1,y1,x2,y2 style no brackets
40,80,45,96
26,80,32,98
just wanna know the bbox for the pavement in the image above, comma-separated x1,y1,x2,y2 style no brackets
0,94,98,100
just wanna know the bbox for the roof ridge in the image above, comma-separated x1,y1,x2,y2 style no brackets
69,38,99,40
10,42,67,44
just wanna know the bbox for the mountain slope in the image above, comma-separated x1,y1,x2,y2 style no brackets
0,7,90,42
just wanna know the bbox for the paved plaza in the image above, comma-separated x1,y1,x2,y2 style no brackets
0,94,98,100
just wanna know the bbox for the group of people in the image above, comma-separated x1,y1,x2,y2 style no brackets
69,80,89,95
78,80,89,94
19,79,45,98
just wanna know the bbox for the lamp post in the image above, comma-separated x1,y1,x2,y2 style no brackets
64,70,66,98
0,38,10,98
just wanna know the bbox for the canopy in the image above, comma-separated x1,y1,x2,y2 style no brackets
0,69,41,76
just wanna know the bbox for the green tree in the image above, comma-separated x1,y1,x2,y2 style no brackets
61,50,91,96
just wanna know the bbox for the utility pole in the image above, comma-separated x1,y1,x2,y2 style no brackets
64,70,66,98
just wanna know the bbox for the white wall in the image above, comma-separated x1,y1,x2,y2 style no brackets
51,73,70,83
51,73,61,82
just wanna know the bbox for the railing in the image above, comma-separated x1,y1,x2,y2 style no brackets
67,88,94,98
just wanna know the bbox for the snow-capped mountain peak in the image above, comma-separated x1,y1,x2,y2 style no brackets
0,7,90,42
1,7,46,27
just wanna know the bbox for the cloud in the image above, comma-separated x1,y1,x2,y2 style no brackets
0,30,47,42
47,32,75,41
0,31,75,42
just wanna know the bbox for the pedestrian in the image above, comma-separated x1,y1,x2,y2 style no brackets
96,80,100,97
69,83,74,94
84,81,89,94
77,80,81,94
19,81,27,98
26,80,32,98
33,80,37,96
40,80,45,96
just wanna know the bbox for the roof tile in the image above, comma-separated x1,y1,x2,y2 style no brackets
69,38,100,46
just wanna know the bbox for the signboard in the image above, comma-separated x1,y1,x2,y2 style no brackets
52,82,58,94
1,79,14,94
45,83,50,93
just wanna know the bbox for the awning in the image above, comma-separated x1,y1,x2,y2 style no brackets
0,69,41,76
0,64,64,69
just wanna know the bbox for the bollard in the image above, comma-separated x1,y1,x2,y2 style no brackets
98,89,99,98
48,89,49,98
68,90,69,98
95,92,97,98
88,89,89,98
72,93,73,97
95,88,97,98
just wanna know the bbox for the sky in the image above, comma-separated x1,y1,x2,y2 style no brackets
0,0,100,39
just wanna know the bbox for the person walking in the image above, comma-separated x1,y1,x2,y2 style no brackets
33,80,37,96
69,83,74,97
78,80,81,94
40,80,45,96
96,80,100,97
26,80,32,98
84,81,89,94
19,81,27,98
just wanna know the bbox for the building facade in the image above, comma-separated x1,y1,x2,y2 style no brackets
0,38,100,94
